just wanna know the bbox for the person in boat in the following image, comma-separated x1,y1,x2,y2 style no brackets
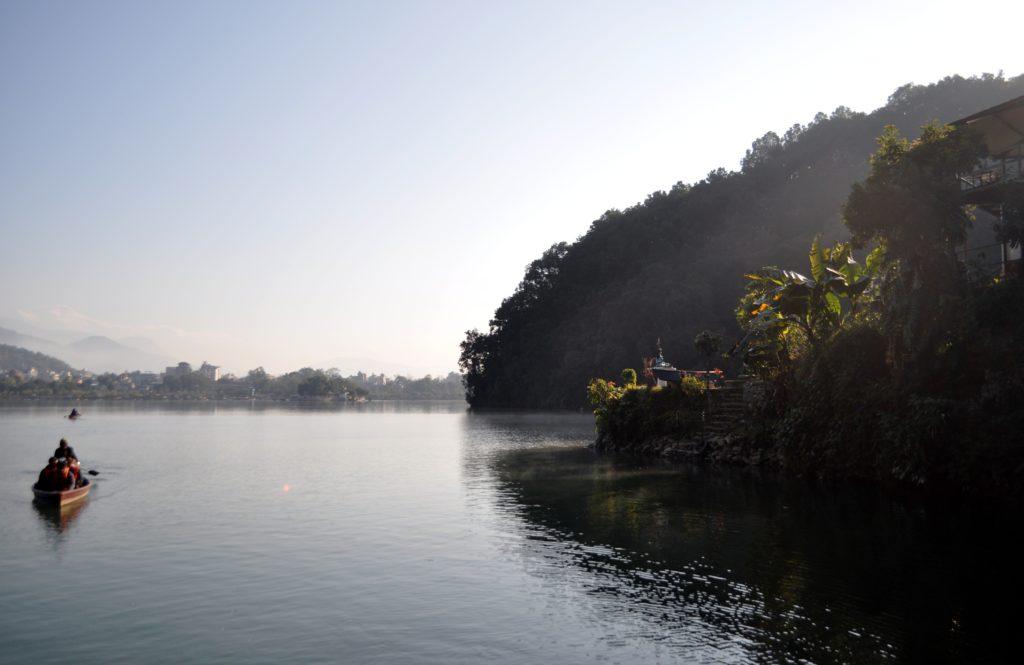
53,438,77,461
59,459,75,489
69,408,80,418
37,457,60,491
67,458,81,487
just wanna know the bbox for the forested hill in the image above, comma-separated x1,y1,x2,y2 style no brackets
0,344,74,374
460,74,1024,409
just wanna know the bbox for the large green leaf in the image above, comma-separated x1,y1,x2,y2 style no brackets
809,236,827,282
778,291,811,317
865,245,886,274
846,278,871,297
825,291,842,316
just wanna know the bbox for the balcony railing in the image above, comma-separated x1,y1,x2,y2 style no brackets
960,159,1023,192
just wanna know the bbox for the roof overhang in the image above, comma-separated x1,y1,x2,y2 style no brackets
953,94,1024,157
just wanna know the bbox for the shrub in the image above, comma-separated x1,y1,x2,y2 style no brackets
588,375,704,445
621,368,638,387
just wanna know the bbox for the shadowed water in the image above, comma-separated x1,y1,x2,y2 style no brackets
0,403,1017,663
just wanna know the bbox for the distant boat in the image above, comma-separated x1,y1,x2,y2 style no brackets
32,478,91,508
67,408,81,419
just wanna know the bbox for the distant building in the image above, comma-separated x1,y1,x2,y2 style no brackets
164,361,193,378
131,371,160,389
198,362,221,382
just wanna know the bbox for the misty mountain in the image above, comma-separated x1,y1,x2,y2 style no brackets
118,336,164,355
0,327,63,355
0,326,173,373
0,317,90,345
0,344,74,374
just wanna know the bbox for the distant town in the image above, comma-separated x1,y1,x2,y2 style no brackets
0,344,463,401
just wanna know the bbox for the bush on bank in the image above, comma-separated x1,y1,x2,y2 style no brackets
585,120,1024,499
587,374,705,447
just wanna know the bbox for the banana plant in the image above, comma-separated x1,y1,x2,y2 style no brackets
733,237,881,368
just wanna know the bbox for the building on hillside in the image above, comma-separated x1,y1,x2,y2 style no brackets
953,94,1024,276
164,362,193,378
198,362,221,382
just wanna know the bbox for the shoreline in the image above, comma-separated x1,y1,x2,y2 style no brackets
593,430,781,467
0,395,468,405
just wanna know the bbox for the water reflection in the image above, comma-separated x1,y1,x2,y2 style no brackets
465,420,1022,663
32,497,89,535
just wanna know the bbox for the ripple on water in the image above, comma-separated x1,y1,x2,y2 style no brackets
0,405,1018,663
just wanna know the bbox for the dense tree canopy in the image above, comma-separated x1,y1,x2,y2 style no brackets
461,74,1024,408
728,115,1024,496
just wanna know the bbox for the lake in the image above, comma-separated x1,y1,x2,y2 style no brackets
0,402,1018,663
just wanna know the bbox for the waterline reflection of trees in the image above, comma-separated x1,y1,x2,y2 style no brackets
476,444,1019,663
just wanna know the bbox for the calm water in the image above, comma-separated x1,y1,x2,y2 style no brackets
0,403,1018,663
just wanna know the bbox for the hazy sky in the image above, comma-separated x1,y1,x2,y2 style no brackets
2,1,1021,375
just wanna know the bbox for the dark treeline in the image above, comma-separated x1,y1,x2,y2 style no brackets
460,74,1024,408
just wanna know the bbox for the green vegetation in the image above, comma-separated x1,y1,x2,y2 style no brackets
739,118,1024,495
591,114,1024,496
734,238,879,373
461,72,1024,497
0,344,73,375
587,375,705,448
460,74,1024,408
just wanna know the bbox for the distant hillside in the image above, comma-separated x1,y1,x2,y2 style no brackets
0,327,172,373
0,326,62,355
461,73,1024,408
0,344,74,374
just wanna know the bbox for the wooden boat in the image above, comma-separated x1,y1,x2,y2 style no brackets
32,478,91,507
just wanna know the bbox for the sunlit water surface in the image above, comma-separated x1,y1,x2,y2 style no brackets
0,403,1018,663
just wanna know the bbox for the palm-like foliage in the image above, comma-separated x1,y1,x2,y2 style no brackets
734,237,881,371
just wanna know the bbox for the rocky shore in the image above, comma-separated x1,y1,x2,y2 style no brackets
593,430,782,467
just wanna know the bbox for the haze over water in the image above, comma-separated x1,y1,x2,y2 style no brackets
0,404,1018,663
